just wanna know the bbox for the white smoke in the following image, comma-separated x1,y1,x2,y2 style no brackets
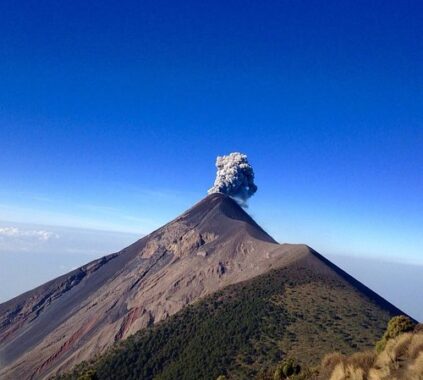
208,152,257,204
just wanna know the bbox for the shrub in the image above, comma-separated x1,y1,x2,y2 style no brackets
77,369,97,380
273,367,283,380
375,315,416,353
273,358,301,379
282,358,300,377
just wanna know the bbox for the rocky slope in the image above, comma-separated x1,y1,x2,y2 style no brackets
0,194,310,379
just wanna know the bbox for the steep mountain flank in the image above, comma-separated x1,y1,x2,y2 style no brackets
58,252,404,380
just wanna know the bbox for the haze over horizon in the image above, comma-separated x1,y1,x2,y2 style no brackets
0,1,422,316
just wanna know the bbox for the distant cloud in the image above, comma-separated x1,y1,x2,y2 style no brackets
0,221,139,301
0,221,138,258
0,226,59,241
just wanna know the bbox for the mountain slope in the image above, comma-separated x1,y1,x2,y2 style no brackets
0,194,410,379
58,251,405,380
0,194,313,379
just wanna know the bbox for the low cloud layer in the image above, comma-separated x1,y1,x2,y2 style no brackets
0,222,138,256
208,152,257,204
0,222,139,303
0,226,59,241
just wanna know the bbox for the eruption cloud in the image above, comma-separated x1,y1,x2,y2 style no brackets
208,152,257,205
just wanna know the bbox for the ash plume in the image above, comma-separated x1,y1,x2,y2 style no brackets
208,152,257,205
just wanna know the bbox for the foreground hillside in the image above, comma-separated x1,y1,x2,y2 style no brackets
58,255,401,380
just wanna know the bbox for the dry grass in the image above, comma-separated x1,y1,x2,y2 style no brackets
409,332,423,360
407,352,423,379
330,363,365,380
320,328,423,380
318,351,375,380
319,353,345,379
348,352,376,373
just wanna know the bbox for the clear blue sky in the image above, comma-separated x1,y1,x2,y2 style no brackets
1,1,422,264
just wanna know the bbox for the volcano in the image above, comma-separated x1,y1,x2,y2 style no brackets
0,194,408,379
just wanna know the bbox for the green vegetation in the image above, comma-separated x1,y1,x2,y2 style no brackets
76,369,97,380
375,315,416,352
57,265,396,380
272,358,301,379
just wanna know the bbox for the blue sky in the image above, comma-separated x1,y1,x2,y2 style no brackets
0,0,422,272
